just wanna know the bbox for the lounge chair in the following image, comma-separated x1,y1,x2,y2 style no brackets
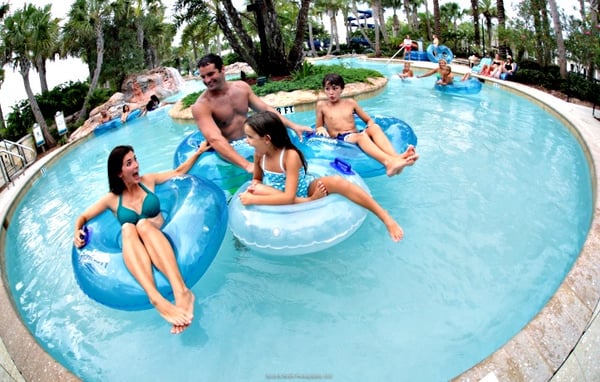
472,57,492,73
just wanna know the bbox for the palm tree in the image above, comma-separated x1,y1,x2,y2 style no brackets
1,4,56,146
471,0,481,51
479,0,496,53
0,68,5,130
64,0,110,124
0,2,9,130
548,0,566,78
496,0,507,57
433,0,441,39
176,0,311,76
382,0,402,38
30,4,60,93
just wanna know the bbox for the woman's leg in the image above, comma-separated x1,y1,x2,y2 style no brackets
135,219,194,333
315,176,404,241
121,223,191,332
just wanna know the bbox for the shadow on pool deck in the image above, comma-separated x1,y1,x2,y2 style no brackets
1,59,600,381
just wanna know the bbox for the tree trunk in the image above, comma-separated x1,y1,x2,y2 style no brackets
472,0,480,51
77,20,104,124
330,11,340,53
548,0,567,78
433,0,440,38
308,22,317,56
0,104,5,130
373,1,381,56
20,63,55,146
588,0,598,80
36,55,49,93
497,0,507,57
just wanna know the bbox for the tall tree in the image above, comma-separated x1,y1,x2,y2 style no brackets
479,0,497,54
66,0,110,124
0,2,9,130
1,4,56,146
175,0,311,76
433,0,441,38
496,0,508,57
382,0,402,38
471,0,481,52
30,4,60,93
547,0,566,78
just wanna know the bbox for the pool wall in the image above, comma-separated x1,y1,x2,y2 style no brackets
1,58,599,381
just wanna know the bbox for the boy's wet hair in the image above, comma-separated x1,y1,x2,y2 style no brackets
322,73,345,89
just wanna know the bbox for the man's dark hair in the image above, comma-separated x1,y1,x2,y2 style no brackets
198,54,224,70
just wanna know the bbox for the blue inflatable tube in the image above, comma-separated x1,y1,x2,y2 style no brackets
434,78,483,95
296,115,417,178
426,44,453,63
228,159,369,255
94,109,142,135
173,131,254,196
72,175,228,310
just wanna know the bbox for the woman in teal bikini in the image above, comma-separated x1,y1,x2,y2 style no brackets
73,142,208,334
239,111,404,242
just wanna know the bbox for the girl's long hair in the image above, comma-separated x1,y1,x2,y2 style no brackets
245,111,307,172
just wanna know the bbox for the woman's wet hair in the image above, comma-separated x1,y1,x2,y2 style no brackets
245,111,307,171
107,145,134,195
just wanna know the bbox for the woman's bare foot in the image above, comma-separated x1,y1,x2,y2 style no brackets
399,145,419,163
165,289,195,334
153,298,192,328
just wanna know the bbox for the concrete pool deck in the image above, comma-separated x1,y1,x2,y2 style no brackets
1,59,599,381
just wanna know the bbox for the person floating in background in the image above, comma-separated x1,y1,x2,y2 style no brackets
315,73,418,177
240,111,405,242
73,142,209,334
100,109,111,123
417,58,449,81
120,104,131,123
190,53,312,174
397,62,414,79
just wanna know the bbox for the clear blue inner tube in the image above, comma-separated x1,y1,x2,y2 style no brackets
72,175,228,310
173,130,254,195
297,115,417,178
228,159,369,255
434,78,483,95
94,109,142,135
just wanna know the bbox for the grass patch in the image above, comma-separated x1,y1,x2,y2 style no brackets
180,63,383,109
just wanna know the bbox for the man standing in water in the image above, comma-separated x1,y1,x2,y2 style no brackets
191,54,312,173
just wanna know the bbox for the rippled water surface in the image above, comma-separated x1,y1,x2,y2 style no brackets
4,58,593,381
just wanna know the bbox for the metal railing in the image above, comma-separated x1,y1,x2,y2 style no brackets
0,139,37,188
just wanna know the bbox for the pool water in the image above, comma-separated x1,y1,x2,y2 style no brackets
4,59,593,381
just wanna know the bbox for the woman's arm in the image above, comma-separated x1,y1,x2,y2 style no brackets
417,68,438,78
146,141,209,186
73,194,114,248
